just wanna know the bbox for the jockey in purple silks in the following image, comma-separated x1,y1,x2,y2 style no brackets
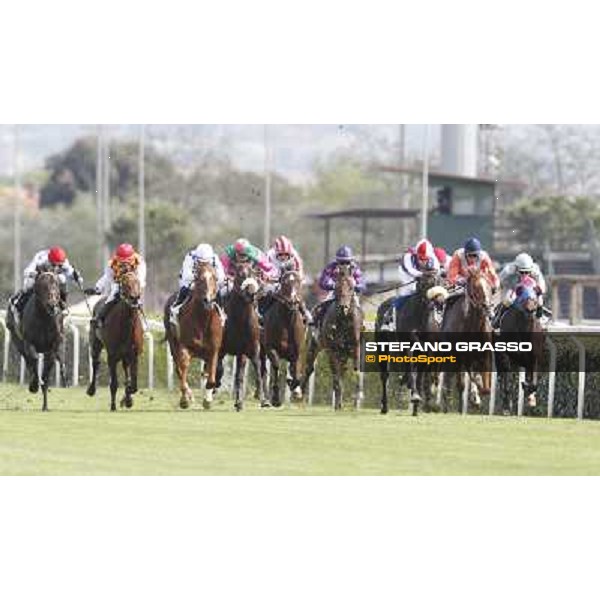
312,245,366,328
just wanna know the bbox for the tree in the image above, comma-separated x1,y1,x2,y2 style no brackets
40,137,183,207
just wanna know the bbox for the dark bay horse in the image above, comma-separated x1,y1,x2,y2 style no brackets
216,262,268,411
375,269,446,416
260,269,306,407
495,282,545,414
87,272,144,412
164,263,223,409
441,269,495,412
6,271,66,411
302,263,364,410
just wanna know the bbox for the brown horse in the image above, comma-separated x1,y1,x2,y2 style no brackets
164,263,223,409
260,269,306,407
441,268,494,412
6,271,67,411
215,262,268,411
302,263,364,410
87,271,144,412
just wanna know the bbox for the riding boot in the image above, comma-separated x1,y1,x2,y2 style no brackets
59,284,68,313
170,286,191,325
96,297,118,329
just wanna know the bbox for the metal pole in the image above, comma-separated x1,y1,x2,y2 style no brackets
421,124,430,239
138,124,146,255
96,126,104,270
103,128,111,263
13,125,22,293
263,124,272,249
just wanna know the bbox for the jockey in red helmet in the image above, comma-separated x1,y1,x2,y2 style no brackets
11,246,83,326
85,243,147,327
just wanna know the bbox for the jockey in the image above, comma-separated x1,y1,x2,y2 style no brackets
85,243,147,327
169,243,226,325
221,237,277,282
447,237,500,290
170,243,226,318
266,235,305,281
265,235,312,324
313,245,366,327
434,247,451,278
394,238,441,313
11,246,83,325
492,252,548,328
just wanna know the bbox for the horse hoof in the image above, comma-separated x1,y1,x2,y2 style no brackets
380,407,389,415
202,399,212,410
261,402,272,409
180,400,189,410
125,397,133,409
110,406,116,412
29,381,39,394
235,403,243,412
86,385,96,397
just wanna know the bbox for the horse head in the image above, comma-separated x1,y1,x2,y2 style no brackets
279,269,301,302
234,262,260,302
334,263,355,315
193,262,218,309
465,268,493,318
119,271,142,308
34,271,61,316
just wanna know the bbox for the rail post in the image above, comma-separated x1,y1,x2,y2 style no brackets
144,332,154,390
546,337,557,418
571,337,586,419
69,323,80,387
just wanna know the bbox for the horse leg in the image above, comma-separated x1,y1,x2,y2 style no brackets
40,352,54,411
379,360,390,414
328,351,342,411
108,358,118,412
524,367,539,410
352,343,364,410
409,366,421,417
301,336,318,395
86,333,102,397
250,351,269,408
288,354,303,401
203,351,219,410
268,349,281,407
22,341,39,394
121,361,134,409
234,354,246,411
176,349,193,409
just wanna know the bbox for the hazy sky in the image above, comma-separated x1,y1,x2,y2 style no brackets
0,124,436,182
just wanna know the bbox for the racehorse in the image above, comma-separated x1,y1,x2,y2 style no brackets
87,271,144,412
164,262,223,409
260,269,306,407
301,263,364,410
440,268,494,412
215,262,268,411
375,269,446,416
6,271,67,411
495,277,545,414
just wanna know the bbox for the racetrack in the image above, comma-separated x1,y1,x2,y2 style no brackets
0,385,599,475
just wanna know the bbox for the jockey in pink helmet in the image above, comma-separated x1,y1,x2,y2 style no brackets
221,238,277,281
264,235,312,324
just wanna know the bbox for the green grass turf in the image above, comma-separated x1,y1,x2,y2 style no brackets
0,385,599,475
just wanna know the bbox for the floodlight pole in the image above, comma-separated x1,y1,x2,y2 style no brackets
263,124,272,249
13,125,22,292
138,124,146,255
421,124,430,239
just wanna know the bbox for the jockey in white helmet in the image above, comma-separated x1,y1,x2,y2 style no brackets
170,243,226,325
492,252,548,328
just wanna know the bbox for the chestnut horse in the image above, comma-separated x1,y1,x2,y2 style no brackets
260,269,306,407
6,271,67,411
164,262,223,409
215,262,268,411
87,271,144,412
441,269,494,412
302,263,364,410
